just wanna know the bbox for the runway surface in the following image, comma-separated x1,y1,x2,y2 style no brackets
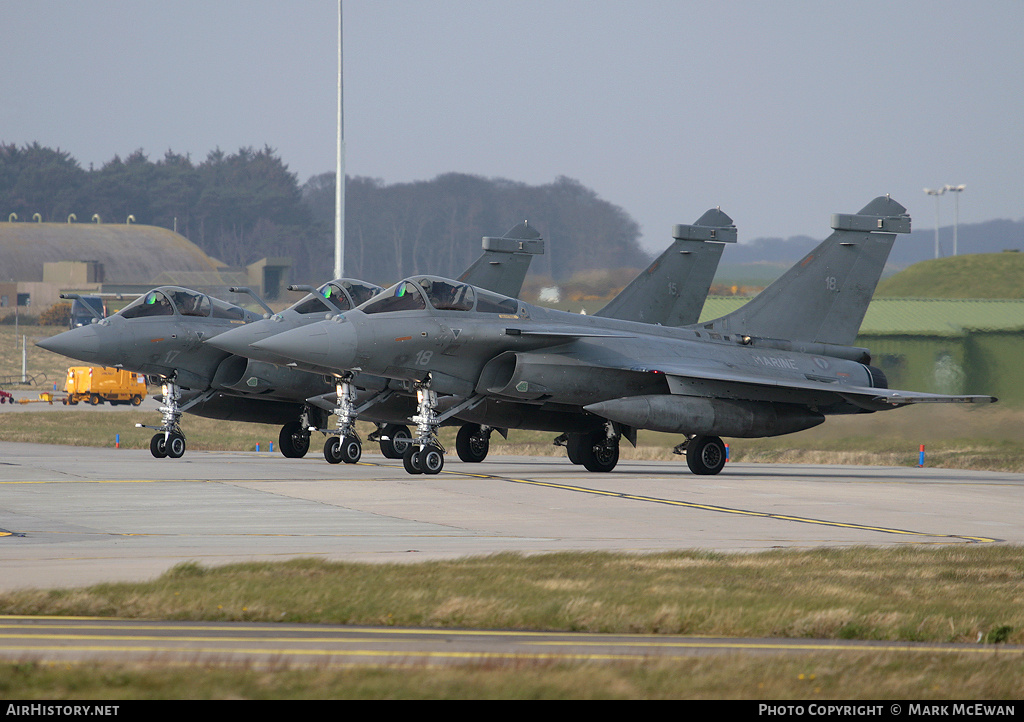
2,440,1020,591
4,616,1020,667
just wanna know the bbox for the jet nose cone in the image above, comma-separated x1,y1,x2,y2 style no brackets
206,322,277,359
251,321,358,371
36,325,102,363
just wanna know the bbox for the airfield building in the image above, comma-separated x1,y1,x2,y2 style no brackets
0,222,291,314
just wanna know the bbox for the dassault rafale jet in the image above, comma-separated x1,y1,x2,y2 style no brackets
252,196,996,476
206,222,546,464
35,224,545,460
210,208,737,467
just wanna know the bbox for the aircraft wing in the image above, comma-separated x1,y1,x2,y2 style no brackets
615,359,997,410
839,388,997,408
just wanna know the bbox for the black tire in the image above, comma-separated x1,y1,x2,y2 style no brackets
89,394,100,405
279,420,311,459
166,433,186,459
580,431,619,473
379,424,412,459
402,445,424,474
419,444,445,475
324,437,343,464
686,435,727,475
340,435,362,464
150,433,168,459
130,395,143,406
566,433,586,464
455,424,489,463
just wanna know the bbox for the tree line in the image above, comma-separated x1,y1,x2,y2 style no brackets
1,142,648,285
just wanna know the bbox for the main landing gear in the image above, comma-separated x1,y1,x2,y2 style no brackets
371,423,413,459
674,435,727,475
455,423,493,463
278,406,315,459
554,422,621,472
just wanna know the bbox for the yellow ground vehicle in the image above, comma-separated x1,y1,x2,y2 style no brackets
64,366,147,406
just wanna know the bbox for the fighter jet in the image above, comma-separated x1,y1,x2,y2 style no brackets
36,224,546,460
210,209,736,466
36,285,349,458
200,222,546,464
252,196,996,476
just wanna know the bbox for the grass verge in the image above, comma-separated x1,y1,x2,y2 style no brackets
2,548,1023,699
2,549,1022,644
3,653,1023,700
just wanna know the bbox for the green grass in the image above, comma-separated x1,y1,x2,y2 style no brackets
3,653,1022,700
876,252,1024,299
2,549,1023,698
3,549,1022,644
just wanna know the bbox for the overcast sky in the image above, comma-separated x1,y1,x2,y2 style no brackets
4,0,1022,252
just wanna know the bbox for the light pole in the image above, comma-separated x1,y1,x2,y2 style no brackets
334,0,345,280
924,187,946,258
944,184,965,256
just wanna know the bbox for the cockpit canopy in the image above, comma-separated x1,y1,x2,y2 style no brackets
359,276,520,315
118,287,248,321
290,279,384,315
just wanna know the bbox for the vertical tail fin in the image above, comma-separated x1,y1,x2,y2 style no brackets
457,221,544,299
595,208,736,326
700,196,910,346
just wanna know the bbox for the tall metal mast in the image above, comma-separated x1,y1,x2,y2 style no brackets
334,0,345,279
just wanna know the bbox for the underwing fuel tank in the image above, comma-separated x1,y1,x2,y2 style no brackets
583,395,825,438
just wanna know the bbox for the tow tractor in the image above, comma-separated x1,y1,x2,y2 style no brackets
63,366,147,406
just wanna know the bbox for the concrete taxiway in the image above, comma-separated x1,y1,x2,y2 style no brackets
5,616,1020,667
1,440,1021,591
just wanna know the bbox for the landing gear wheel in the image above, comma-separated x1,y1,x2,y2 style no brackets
419,444,444,475
279,420,311,459
150,433,168,459
402,445,423,475
580,430,619,473
686,435,726,475
324,437,343,464
455,424,489,463
379,424,413,459
166,433,186,459
339,435,362,464
565,433,587,465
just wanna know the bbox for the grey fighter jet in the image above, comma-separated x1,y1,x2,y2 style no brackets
212,210,736,466
36,224,546,461
36,285,355,458
252,196,996,476
203,222,546,464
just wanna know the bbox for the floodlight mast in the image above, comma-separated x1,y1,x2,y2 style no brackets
334,0,345,280
944,184,965,256
924,187,946,259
